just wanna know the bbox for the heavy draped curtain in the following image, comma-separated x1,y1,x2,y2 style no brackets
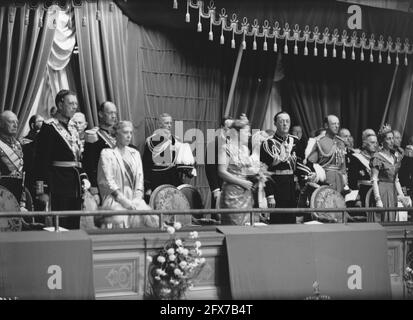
280,53,413,145
74,0,133,130
0,4,57,135
21,8,77,136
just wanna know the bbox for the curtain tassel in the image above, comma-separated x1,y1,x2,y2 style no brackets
197,22,202,32
351,46,355,60
274,40,278,52
342,47,346,59
396,54,399,66
209,31,213,41
314,44,318,56
253,40,257,51
220,34,224,45
387,52,391,64
405,53,408,66
304,41,308,56
323,45,327,57
185,12,190,23
263,40,268,51
360,50,364,61
173,0,178,9
333,47,336,58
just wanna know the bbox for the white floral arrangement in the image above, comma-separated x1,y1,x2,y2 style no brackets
146,222,206,300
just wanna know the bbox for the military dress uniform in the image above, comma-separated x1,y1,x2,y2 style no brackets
33,118,85,229
143,132,182,192
347,151,373,216
260,133,299,224
82,126,116,196
0,134,26,206
307,134,348,193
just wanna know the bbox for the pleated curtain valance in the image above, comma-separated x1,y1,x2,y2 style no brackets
172,0,413,65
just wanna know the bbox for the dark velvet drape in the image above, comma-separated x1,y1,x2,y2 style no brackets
226,49,278,129
281,53,397,145
0,4,56,135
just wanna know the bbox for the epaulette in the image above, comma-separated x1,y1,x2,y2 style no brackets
20,138,33,145
85,127,99,143
44,118,58,125
335,135,346,143
288,134,299,141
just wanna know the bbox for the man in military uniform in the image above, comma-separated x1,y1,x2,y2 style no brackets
307,115,349,194
82,101,117,200
393,130,404,156
143,113,182,195
34,90,86,230
347,132,378,212
205,117,233,222
0,111,26,206
260,111,299,224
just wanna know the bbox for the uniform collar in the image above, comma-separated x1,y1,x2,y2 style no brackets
0,133,17,146
274,132,288,142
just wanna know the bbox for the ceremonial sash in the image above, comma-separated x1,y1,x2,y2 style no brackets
97,129,116,148
0,139,23,174
352,152,371,173
50,121,81,161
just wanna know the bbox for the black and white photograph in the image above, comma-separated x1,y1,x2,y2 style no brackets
0,0,413,307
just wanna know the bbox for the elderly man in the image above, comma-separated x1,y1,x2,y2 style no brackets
399,136,413,199
291,125,305,161
21,115,44,214
34,90,86,229
393,130,404,156
307,115,349,194
0,111,24,178
260,111,299,224
143,113,183,194
205,116,233,213
82,101,117,200
348,132,378,211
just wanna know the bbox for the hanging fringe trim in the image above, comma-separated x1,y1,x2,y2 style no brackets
173,0,412,66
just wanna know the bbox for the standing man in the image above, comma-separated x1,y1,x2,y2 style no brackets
0,111,25,205
348,132,378,210
205,117,232,220
260,111,298,224
143,113,182,194
291,125,305,161
393,130,404,157
82,101,117,199
34,90,86,229
307,115,349,194
21,114,44,215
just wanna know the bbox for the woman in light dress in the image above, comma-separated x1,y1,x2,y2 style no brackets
97,121,159,229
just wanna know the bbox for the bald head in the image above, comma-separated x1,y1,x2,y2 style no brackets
339,128,351,147
0,111,18,136
324,115,340,136
98,101,117,127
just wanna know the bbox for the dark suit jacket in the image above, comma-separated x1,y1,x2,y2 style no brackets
82,129,114,192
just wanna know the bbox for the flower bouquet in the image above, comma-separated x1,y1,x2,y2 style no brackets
146,223,206,300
